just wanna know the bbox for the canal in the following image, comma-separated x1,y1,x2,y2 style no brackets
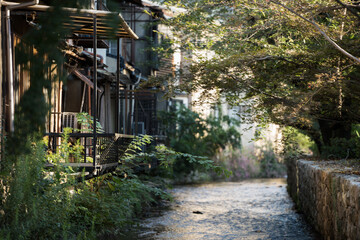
124,178,319,240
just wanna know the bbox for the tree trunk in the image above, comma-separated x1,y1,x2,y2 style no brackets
307,129,323,155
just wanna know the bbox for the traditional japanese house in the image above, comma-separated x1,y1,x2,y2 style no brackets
105,0,171,137
0,0,152,178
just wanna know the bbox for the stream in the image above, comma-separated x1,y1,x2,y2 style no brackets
122,178,319,240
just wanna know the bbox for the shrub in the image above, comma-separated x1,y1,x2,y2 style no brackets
321,137,360,159
256,146,286,178
0,134,170,239
158,105,241,176
215,145,286,180
214,147,259,180
281,126,317,159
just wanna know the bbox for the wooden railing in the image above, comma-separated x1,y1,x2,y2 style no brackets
45,132,134,175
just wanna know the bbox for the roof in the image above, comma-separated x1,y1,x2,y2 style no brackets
122,0,144,6
2,1,138,39
70,36,109,48
141,0,186,19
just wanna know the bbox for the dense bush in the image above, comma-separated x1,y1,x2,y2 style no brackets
214,147,259,179
321,137,360,159
159,105,241,178
281,126,360,160
256,146,286,178
0,129,226,239
159,105,241,157
281,127,317,159
319,124,360,159
159,105,290,180
0,134,170,239
214,146,286,180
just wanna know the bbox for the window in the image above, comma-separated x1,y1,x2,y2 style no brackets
107,40,118,56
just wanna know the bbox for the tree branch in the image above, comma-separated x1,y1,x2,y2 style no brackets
335,0,360,19
270,0,360,64
255,55,304,66
229,75,285,101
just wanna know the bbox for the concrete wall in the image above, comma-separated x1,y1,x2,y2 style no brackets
287,159,360,239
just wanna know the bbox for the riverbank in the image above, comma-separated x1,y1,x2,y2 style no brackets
287,159,360,239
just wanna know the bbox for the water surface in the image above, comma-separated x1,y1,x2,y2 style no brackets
128,178,318,240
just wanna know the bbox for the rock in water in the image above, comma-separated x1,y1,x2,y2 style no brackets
192,211,203,214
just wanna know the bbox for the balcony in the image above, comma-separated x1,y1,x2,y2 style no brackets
45,132,134,179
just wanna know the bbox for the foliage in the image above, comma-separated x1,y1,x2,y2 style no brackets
124,142,232,183
155,0,360,153
281,125,360,159
214,147,260,180
46,128,84,165
256,144,286,178
158,105,240,178
214,145,286,180
281,126,317,159
7,0,91,155
69,174,170,238
321,137,360,159
159,105,241,157
76,112,105,133
116,134,230,183
0,134,171,239
0,137,78,239
124,135,153,159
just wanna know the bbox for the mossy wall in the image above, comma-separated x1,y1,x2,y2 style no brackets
287,159,360,239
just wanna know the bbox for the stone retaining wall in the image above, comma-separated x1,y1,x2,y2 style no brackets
287,159,360,240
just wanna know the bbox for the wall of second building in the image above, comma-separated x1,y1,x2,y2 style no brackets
85,48,107,66
63,78,83,113
227,102,282,153
106,4,156,77
106,54,117,73
190,93,282,153
98,82,115,133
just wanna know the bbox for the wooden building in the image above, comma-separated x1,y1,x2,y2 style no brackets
0,0,157,178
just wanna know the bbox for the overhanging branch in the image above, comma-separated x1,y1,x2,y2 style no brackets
229,75,285,101
270,0,360,64
255,55,304,66
335,0,360,20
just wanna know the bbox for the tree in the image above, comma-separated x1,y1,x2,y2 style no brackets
158,104,241,176
157,0,360,152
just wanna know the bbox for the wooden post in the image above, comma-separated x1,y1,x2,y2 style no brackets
125,87,128,134
115,38,120,161
116,38,120,133
0,2,3,162
92,14,97,168
135,94,138,135
104,83,110,132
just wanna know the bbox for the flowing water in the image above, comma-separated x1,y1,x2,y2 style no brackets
123,178,319,240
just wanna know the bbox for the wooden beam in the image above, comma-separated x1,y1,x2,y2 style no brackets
72,69,103,93
45,162,94,168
